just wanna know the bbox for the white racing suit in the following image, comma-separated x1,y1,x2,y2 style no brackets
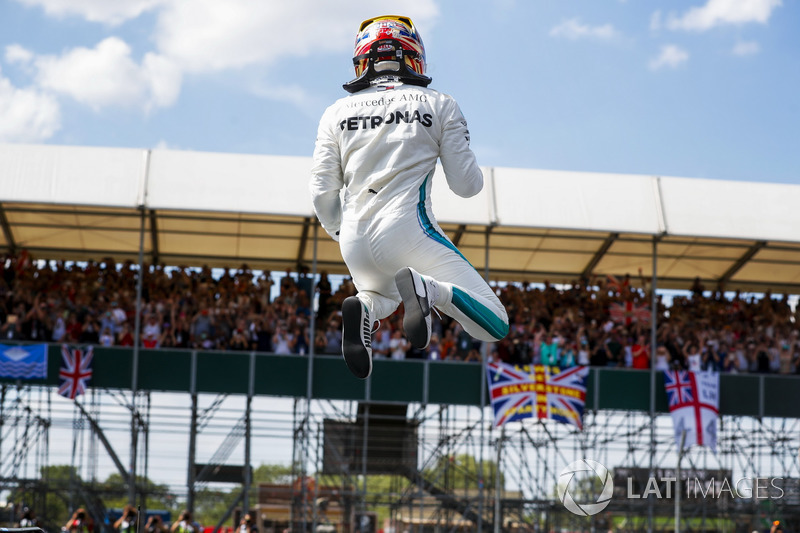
310,80,508,343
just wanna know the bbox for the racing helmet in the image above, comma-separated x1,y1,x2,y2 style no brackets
343,15,432,93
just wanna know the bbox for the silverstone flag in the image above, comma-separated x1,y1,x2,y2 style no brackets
486,362,590,429
58,345,93,399
0,343,47,379
664,370,719,452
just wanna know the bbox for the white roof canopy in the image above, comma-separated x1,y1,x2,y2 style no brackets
1,143,799,292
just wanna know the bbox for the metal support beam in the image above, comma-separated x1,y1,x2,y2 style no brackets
187,351,198,513
647,236,658,533
718,240,767,286
129,205,146,506
452,224,467,247
0,204,16,254
297,217,311,267
148,209,159,265
73,400,130,484
580,232,618,280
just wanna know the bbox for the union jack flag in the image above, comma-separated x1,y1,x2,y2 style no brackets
486,362,589,429
663,370,719,452
609,301,651,325
664,370,693,407
58,345,93,399
605,274,628,294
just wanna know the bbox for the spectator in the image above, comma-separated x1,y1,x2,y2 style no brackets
248,318,269,353
604,331,624,367
16,506,38,528
756,341,771,373
170,510,197,533
702,340,721,372
99,327,115,347
576,335,590,366
315,271,333,321
453,323,473,361
238,514,258,533
173,312,192,348
439,328,456,360
389,329,409,361
65,508,94,533
464,348,482,363
371,325,391,360
290,321,310,355
428,334,443,361
631,334,650,370
52,310,67,342
114,505,137,533
1,312,23,340
229,320,251,351
145,515,168,533
65,312,82,342
540,333,559,367
559,340,576,369
272,323,293,355
0,249,797,379
142,314,162,348
683,341,702,372
654,344,670,371
323,319,342,355
22,299,52,341
191,309,213,343
117,322,134,347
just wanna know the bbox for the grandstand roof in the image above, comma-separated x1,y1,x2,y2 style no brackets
1,143,799,293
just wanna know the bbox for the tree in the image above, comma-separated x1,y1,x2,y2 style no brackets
100,473,178,516
192,462,294,527
423,454,505,492
9,465,88,532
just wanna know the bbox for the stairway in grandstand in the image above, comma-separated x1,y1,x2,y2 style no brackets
401,467,491,529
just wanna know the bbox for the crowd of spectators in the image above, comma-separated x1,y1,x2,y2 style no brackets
1,253,798,375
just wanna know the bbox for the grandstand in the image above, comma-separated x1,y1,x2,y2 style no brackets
1,143,800,533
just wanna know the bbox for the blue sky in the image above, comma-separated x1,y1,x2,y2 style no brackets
0,0,797,184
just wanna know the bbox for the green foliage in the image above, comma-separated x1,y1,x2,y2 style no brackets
423,454,504,492
7,465,180,532
251,463,294,485
100,472,179,516
9,465,85,532
192,463,294,527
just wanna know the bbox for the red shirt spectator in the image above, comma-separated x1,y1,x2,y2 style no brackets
632,335,650,369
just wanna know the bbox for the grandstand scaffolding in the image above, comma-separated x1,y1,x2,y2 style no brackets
2,369,799,533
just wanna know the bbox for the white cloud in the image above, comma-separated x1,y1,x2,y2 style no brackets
5,44,34,65
666,0,782,32
732,40,761,56
649,45,689,70
30,37,181,111
153,139,177,150
248,82,321,119
5,0,440,116
0,68,61,142
550,19,619,40
154,0,439,74
13,0,165,26
650,11,662,31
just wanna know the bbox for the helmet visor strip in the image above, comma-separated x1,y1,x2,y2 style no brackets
358,15,417,33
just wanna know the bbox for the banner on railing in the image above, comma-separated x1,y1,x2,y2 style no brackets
485,362,589,429
0,343,48,379
664,370,719,452
58,344,94,399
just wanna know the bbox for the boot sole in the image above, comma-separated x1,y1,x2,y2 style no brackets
395,268,431,349
341,296,372,379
